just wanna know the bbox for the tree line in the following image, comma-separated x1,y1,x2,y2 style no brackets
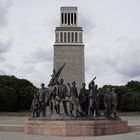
0,75,37,111
99,80,140,111
0,75,140,112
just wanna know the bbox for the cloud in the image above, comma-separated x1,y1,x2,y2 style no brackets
0,41,12,62
115,40,140,79
0,0,140,88
0,0,12,27
0,55,6,62
119,64,140,79
18,65,36,74
85,35,140,86
0,41,12,54
0,63,16,75
4,63,16,70
79,13,96,34
23,47,52,64
0,68,6,74
0,1,12,62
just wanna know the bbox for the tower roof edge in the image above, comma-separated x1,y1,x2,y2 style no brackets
60,7,77,10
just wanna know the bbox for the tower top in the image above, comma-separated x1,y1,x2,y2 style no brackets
60,6,78,27
60,7,77,10
55,6,83,45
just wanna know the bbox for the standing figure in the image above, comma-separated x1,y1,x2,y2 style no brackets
48,63,66,115
30,93,39,117
79,82,88,115
67,81,79,117
111,88,118,118
37,83,47,117
104,88,112,118
88,77,99,116
95,85,101,116
48,83,57,115
56,78,68,115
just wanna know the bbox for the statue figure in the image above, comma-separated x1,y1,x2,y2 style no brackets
30,93,39,117
67,81,79,117
48,83,57,115
111,88,118,118
79,82,89,115
47,63,66,115
104,88,112,118
94,84,101,116
55,78,68,115
49,63,66,86
37,83,47,117
88,77,99,116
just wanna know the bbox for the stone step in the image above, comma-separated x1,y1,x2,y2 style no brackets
129,126,140,132
24,120,129,136
0,124,139,133
0,125,24,132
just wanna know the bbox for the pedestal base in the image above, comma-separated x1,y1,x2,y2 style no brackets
24,119,128,136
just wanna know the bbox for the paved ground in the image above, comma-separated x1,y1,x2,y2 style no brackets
121,116,140,126
0,116,27,125
0,112,140,140
0,132,140,140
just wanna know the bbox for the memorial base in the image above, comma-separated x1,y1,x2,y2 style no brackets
24,119,128,136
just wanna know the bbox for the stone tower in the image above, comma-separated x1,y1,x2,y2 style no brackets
54,7,85,89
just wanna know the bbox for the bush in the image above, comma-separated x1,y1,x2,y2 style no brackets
99,81,140,111
0,85,17,111
0,75,37,111
120,92,140,111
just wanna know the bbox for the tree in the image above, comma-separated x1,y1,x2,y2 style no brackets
99,81,140,111
120,92,140,111
0,75,37,111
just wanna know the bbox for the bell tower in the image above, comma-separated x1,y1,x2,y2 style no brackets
54,7,85,89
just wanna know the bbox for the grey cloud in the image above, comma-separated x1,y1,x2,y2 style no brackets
0,0,12,27
86,37,140,84
118,64,140,78
0,41,12,62
0,55,6,62
0,1,12,62
0,41,12,54
115,36,127,43
0,68,5,74
85,47,114,73
104,51,140,80
114,39,140,79
79,14,96,34
24,47,53,64
116,53,140,79
4,63,16,70
18,65,36,74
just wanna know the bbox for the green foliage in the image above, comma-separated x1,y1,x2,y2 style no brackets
120,92,140,111
0,75,37,111
0,85,17,111
126,80,140,92
99,80,140,111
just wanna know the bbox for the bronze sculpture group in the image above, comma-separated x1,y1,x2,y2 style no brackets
31,64,118,119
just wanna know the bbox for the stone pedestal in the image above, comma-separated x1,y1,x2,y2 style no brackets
24,119,128,136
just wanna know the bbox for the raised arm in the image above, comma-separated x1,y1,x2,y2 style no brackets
89,76,96,85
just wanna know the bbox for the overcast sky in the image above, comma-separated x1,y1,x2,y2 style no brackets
0,0,140,87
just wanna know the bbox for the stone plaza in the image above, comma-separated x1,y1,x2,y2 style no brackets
0,113,140,139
